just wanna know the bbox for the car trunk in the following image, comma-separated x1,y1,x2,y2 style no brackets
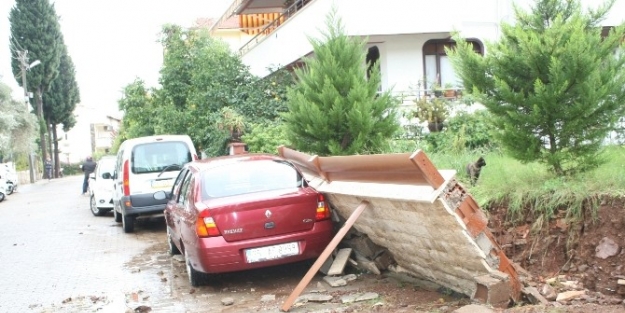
207,188,320,242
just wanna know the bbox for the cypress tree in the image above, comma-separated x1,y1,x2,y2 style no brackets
449,0,625,175
9,0,64,165
282,11,400,156
44,41,80,177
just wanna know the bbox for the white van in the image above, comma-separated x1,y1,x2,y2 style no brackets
112,135,198,233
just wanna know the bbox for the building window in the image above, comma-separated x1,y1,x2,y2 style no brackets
423,39,483,90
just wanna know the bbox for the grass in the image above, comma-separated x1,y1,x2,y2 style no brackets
404,144,625,223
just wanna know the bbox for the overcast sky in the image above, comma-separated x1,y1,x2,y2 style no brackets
0,0,231,116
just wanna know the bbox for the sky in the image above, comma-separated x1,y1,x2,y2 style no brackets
0,0,232,117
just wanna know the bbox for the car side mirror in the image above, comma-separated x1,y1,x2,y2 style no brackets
153,190,171,201
102,172,112,179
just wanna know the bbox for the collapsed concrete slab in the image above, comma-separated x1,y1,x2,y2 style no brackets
278,147,521,305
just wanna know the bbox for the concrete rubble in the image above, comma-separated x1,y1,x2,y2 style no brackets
279,147,522,307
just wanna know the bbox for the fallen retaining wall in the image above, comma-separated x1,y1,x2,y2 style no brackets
279,146,521,306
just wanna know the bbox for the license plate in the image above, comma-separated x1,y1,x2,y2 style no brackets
151,180,173,189
245,242,299,263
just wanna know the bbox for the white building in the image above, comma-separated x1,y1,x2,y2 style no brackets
210,0,624,102
56,104,121,164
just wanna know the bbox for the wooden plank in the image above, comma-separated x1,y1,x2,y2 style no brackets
327,248,352,276
280,201,370,312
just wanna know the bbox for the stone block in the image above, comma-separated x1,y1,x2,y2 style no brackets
522,286,550,305
474,274,512,308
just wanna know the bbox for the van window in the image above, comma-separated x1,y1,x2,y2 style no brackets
131,141,192,174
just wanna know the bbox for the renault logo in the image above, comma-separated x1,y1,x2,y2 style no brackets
265,210,272,219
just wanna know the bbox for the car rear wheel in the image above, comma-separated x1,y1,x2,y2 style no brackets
90,195,106,216
185,253,205,287
167,227,181,255
122,213,135,233
0,192,4,202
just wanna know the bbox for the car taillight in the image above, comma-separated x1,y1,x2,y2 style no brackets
315,194,331,221
197,210,220,237
123,160,130,196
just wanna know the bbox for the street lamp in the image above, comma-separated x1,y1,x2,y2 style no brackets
18,50,40,183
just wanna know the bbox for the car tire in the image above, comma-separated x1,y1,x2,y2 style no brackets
0,192,4,202
113,207,122,223
167,226,181,255
185,253,205,287
6,183,13,195
90,195,106,216
122,213,135,233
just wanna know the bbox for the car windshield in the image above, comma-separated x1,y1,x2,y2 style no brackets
201,160,303,199
131,141,192,174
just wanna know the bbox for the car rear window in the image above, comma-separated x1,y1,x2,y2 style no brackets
97,159,116,175
201,160,303,199
131,141,192,174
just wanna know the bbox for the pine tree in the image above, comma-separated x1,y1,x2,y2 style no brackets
282,11,400,156
9,0,63,165
449,0,625,175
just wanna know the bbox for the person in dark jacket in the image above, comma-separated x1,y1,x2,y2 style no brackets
44,158,53,180
81,156,97,195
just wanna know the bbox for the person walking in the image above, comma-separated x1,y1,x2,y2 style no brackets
44,158,53,180
81,156,97,195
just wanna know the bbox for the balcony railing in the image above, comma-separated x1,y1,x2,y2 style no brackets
209,0,246,34
239,0,314,55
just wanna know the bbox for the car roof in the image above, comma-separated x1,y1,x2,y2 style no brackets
188,154,285,171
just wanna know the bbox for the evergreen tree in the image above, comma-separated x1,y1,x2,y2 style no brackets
44,41,80,177
0,83,37,157
118,79,157,139
282,11,400,156
449,0,625,175
9,0,63,165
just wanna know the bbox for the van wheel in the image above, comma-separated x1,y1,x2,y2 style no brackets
90,195,106,216
113,208,122,222
167,227,181,255
122,213,135,233
185,253,205,287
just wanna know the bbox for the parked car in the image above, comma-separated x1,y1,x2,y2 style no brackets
156,154,334,287
112,135,198,233
88,156,117,216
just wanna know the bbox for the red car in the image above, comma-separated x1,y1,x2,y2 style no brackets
156,154,334,286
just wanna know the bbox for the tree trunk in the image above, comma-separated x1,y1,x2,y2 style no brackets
53,127,60,178
36,87,48,166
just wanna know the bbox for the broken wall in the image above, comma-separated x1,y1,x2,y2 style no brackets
279,147,521,305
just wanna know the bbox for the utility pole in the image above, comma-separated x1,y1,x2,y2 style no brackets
18,50,37,184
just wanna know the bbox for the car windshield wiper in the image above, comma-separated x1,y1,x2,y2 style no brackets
157,164,182,177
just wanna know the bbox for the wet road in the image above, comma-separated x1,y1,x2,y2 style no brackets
0,176,170,312
0,176,366,313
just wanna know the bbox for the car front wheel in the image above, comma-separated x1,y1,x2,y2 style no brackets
113,207,122,223
90,195,106,216
167,226,181,255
